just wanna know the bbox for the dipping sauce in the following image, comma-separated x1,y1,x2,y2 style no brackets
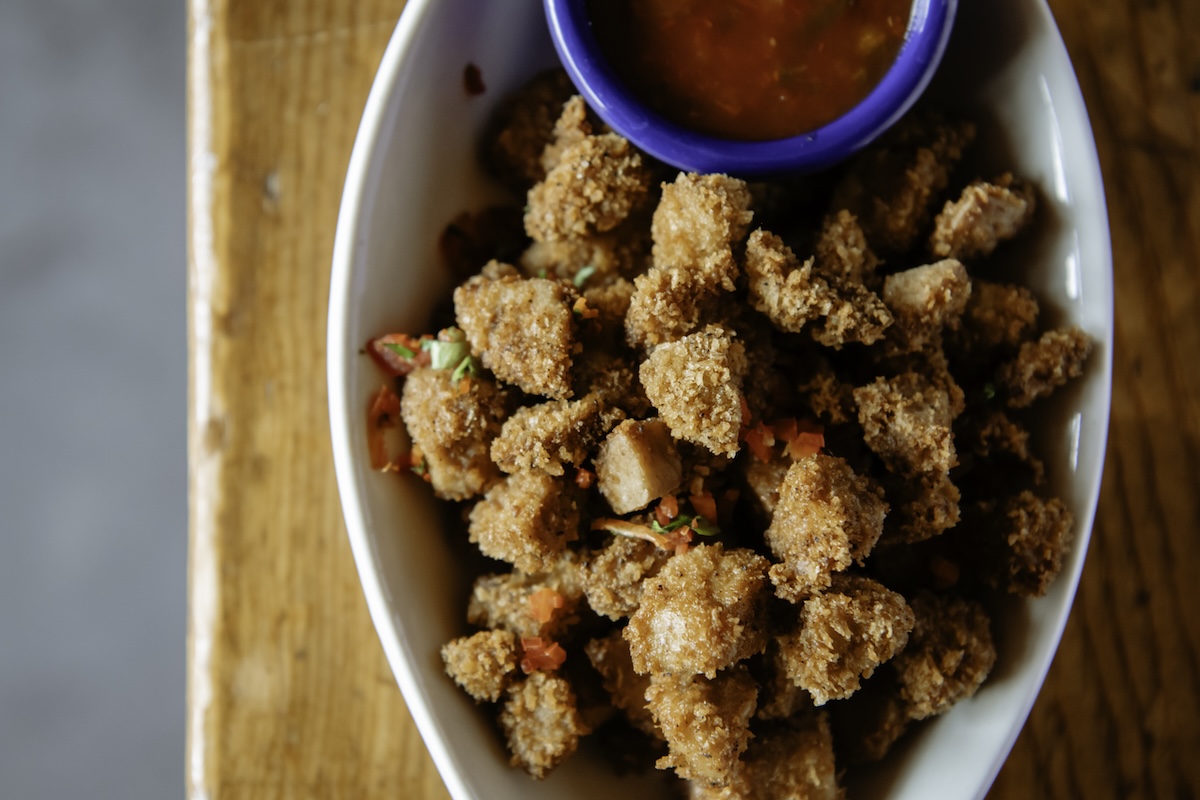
588,0,911,141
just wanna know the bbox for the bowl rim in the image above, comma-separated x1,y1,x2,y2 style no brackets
544,0,959,175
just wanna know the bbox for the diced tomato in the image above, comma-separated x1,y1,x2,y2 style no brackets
771,417,798,444
742,420,776,463
656,494,679,525
689,491,718,522
368,333,431,376
786,431,825,459
528,587,565,624
575,467,596,489
367,385,402,470
519,637,567,673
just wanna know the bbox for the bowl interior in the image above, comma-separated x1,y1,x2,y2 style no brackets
328,1,1112,798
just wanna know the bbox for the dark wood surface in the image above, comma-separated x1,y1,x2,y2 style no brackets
186,0,1200,797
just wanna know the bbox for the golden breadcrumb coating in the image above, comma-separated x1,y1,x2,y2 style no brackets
571,347,652,420
646,668,757,786
798,361,858,425
399,368,508,501
997,327,1093,408
882,259,972,355
893,592,997,720
949,279,1040,359
594,417,683,515
650,172,754,269
583,535,669,620
778,575,915,706
815,209,880,287
993,490,1074,596
828,669,909,764
466,552,586,640
692,713,842,800
625,543,770,678
754,638,814,721
930,173,1037,261
639,325,748,456
885,470,961,544
518,230,646,285
491,394,605,476
481,68,575,193
831,115,976,254
454,271,577,399
854,372,958,477
525,133,650,242
585,631,659,737
766,455,888,602
468,471,580,573
500,671,589,779
741,455,792,526
624,252,739,347
441,629,519,703
539,95,594,174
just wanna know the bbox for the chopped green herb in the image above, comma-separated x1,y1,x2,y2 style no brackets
451,355,480,384
983,383,996,401
690,516,720,537
423,327,471,371
651,515,693,534
411,457,428,476
383,342,417,360
536,269,548,280
573,264,597,288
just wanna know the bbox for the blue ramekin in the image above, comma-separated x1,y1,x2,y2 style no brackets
544,0,958,177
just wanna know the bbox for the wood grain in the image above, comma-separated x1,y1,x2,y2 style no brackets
185,0,1200,798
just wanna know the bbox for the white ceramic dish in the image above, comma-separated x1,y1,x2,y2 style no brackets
327,1,1113,797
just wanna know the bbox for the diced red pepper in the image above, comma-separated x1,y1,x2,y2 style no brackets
520,637,567,673
689,491,718,522
367,333,431,376
367,385,402,470
528,587,565,624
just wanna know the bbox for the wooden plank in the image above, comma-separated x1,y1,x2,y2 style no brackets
186,0,1200,798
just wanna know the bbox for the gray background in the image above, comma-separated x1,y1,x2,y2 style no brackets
0,1,186,798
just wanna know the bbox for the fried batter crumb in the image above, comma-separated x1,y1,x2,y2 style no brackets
997,327,1092,408
466,554,585,640
992,490,1074,596
640,325,748,456
500,670,589,779
585,631,659,737
885,470,961,544
594,417,683,515
930,173,1037,261
778,575,915,706
539,95,594,174
816,208,880,287
468,471,581,573
625,543,770,678
765,455,888,602
583,535,669,620
882,259,972,355
651,172,754,269
692,713,842,800
441,629,519,703
646,668,757,786
481,69,575,194
854,372,958,477
949,279,1041,359
491,394,605,476
893,592,997,719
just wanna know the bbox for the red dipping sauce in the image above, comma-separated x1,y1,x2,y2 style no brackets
588,0,912,141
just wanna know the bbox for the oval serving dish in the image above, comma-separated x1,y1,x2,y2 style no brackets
327,1,1113,798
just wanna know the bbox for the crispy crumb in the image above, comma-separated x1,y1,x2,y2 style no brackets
466,553,586,640
992,490,1074,596
585,631,659,737
481,69,575,193
854,372,958,477
500,670,589,779
584,535,669,620
949,279,1040,359
882,259,971,355
646,668,757,786
997,327,1092,408
930,173,1036,260
441,629,519,703
893,592,996,719
651,172,754,268
468,471,580,573
491,394,605,476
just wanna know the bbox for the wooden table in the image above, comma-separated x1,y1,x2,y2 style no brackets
186,1,1200,797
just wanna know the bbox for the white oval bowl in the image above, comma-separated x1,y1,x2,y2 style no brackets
327,1,1113,797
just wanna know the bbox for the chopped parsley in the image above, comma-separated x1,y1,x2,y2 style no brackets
573,264,597,288
383,342,417,360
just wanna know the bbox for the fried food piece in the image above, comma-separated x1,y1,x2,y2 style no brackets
491,394,605,476
815,209,880,287
692,713,841,800
583,535,669,620
949,279,1040,359
991,490,1074,597
525,133,650,242
585,631,658,737
893,592,996,720
539,94,594,174
650,172,754,268
625,543,770,678
997,327,1092,408
798,360,858,426
741,455,792,525
754,638,813,721
399,367,508,500
778,575,915,706
466,553,586,640
639,325,748,456
454,271,577,399
646,668,757,786
882,259,972,355
500,671,589,779
765,455,888,602
831,115,976,254
519,229,647,285
883,470,961,545
441,629,519,703
571,347,652,421
481,68,575,193
594,418,683,515
468,471,581,573
930,173,1037,261
744,229,892,347
828,669,910,764
624,251,740,346
854,372,958,477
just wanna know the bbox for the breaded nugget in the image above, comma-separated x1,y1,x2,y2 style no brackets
646,668,757,786
491,394,605,476
754,638,814,721
884,470,961,544
466,553,586,640
741,455,792,526
585,631,659,737
651,172,753,268
991,490,1074,597
778,575,915,706
930,173,1036,261
625,543,770,678
882,259,971,354
399,368,508,500
692,713,841,800
997,326,1092,408
454,271,577,399
893,592,996,719
765,455,888,602
468,471,581,574
949,279,1040,359
815,208,881,287
441,629,519,703
518,229,646,284
828,668,910,764
854,372,958,477
583,535,669,620
525,133,650,242
594,418,683,515
639,325,748,456
539,95,594,174
832,115,975,254
624,251,740,346
798,360,858,426
571,347,652,420
482,68,576,194
500,671,589,779
745,229,892,347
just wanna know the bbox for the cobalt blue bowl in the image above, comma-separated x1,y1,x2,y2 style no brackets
544,0,958,177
